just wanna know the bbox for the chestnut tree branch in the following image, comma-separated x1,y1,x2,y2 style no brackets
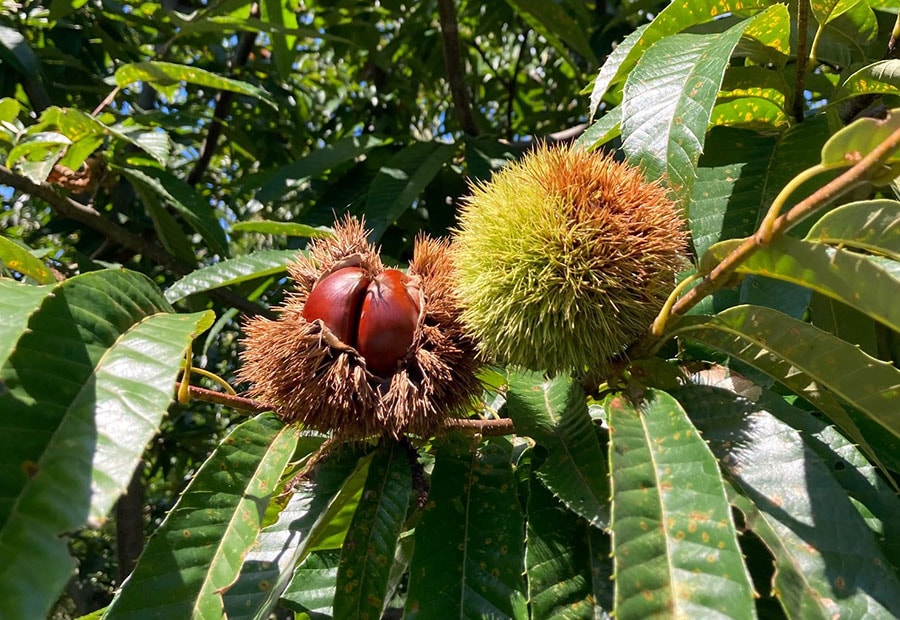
179,383,517,436
187,3,261,186
630,121,900,357
506,28,529,138
792,0,810,123
0,165,273,318
1,164,188,273
436,0,479,136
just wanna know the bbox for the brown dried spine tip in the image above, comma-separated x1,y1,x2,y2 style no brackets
452,144,688,376
238,216,481,438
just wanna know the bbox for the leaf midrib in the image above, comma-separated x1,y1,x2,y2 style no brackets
191,424,294,618
673,310,900,440
540,383,604,524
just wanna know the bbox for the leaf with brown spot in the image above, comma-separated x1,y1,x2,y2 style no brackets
608,389,753,619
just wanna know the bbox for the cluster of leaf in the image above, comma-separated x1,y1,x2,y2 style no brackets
4,0,900,618
0,0,605,264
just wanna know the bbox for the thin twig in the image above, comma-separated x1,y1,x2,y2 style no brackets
436,0,479,136
0,165,188,274
792,0,810,123
177,383,517,435
506,28,529,138
187,3,261,186
676,124,900,314
630,121,900,357
179,383,272,414
92,87,121,117
446,418,516,436
0,165,273,318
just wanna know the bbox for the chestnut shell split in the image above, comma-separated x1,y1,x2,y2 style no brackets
238,217,481,438
302,267,421,376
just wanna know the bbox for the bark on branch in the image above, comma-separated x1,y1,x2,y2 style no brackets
437,0,479,136
1,165,188,274
0,165,272,317
179,383,517,436
187,3,261,186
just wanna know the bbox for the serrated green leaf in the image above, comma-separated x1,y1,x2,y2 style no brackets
7,131,70,172
821,107,900,183
0,25,40,76
589,25,647,119
37,107,169,166
118,166,229,257
115,124,172,166
670,305,900,441
815,0,878,61
755,389,900,572
0,270,213,620
689,128,777,258
333,440,411,620
689,118,829,260
364,141,456,242
261,0,292,78
223,448,365,620
0,279,52,366
230,221,332,238
279,550,341,616
622,10,784,204
712,65,790,131
405,440,527,619
255,135,386,204
588,1,773,110
0,97,19,123
525,476,613,619
575,106,622,151
718,66,789,113
114,61,275,108
607,389,754,620
165,250,298,302
710,97,790,132
674,385,900,617
738,273,811,321
702,236,900,332
302,453,374,554
506,371,610,529
32,107,106,171
809,292,881,356
833,60,900,106
171,13,351,43
811,0,863,25
685,305,887,477
805,199,900,260
739,7,791,62
131,179,199,268
104,414,297,619
0,237,55,284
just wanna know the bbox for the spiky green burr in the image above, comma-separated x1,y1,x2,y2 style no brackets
452,144,687,376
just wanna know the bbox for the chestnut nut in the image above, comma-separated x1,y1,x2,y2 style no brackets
302,267,421,375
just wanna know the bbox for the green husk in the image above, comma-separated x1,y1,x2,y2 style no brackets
452,144,687,376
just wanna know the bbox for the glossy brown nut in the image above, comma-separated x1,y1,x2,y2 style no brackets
357,269,421,376
301,266,371,347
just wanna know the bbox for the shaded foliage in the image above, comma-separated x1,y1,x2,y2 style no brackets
2,1,900,618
